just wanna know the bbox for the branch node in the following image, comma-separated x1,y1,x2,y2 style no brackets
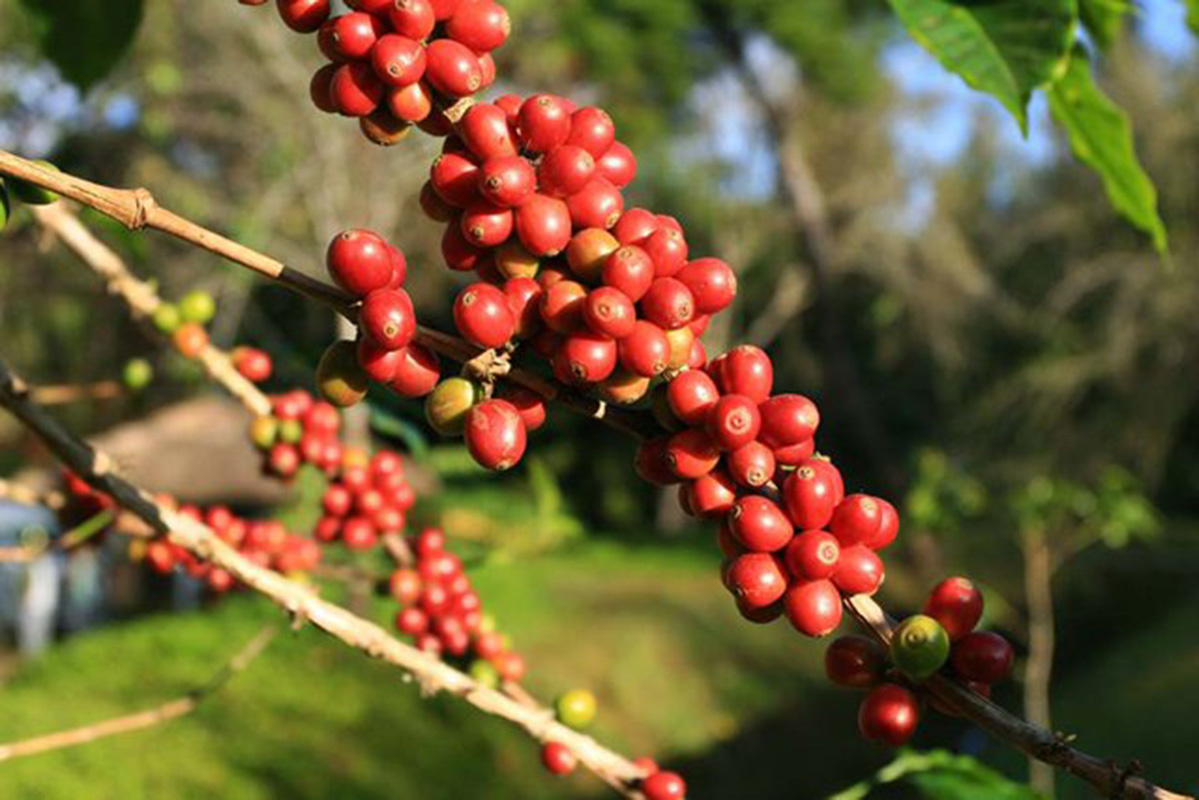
129,188,157,231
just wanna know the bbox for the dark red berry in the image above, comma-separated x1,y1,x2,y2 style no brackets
783,578,843,637
729,495,793,552
457,102,518,160
782,459,842,530
389,0,436,39
503,276,544,338
613,208,659,244
328,12,383,60
833,545,885,596
429,0,462,21
478,155,535,207
924,577,984,642
309,64,338,113
431,151,482,208
357,337,403,382
706,394,761,451
830,494,884,547
517,95,572,153
859,684,920,746
360,288,416,350
785,530,841,580
276,0,330,33
825,635,888,689
554,332,617,384
496,385,547,432
665,369,719,425
425,39,483,97
726,441,775,488
642,228,688,277
388,343,441,397
618,320,670,377
330,62,383,117
726,552,788,609
441,224,484,272
465,399,527,470
634,436,679,486
711,345,773,403
640,278,694,330
539,280,587,334
758,394,820,450
461,202,514,247
664,428,720,480
688,468,737,518
371,34,426,87
327,229,394,296
454,283,516,349
951,631,1013,684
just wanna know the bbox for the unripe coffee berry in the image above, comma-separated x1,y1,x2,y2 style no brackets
555,688,598,729
425,377,482,436
891,614,951,680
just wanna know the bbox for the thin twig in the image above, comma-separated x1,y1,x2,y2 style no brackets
0,360,647,797
0,626,277,762
30,381,123,405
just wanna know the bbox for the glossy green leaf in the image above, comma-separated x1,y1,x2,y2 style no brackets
1047,48,1168,251
1079,0,1132,47
17,0,144,91
887,0,1076,131
830,749,1042,800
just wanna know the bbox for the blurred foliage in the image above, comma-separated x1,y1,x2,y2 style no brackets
830,749,1041,800
16,0,143,90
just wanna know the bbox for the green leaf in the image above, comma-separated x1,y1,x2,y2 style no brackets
828,749,1042,800
1189,0,1199,35
17,0,144,91
887,0,1076,131
1047,47,1168,252
1079,0,1132,48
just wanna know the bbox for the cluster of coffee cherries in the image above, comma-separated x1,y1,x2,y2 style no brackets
316,228,448,407
144,504,323,593
249,388,348,480
150,289,220,363
263,0,509,144
826,577,1014,746
630,345,896,638
387,527,525,681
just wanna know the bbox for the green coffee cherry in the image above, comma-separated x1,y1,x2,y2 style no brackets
122,358,154,392
9,161,60,205
469,659,500,689
249,416,279,450
152,303,182,334
316,340,369,408
279,418,304,444
179,290,217,324
891,614,951,681
424,377,482,436
555,689,598,729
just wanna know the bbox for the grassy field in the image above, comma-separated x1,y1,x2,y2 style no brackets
0,539,1194,799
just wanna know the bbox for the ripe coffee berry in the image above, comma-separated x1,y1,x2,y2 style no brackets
233,347,273,384
677,257,736,314
665,369,719,426
783,578,842,637
833,545,885,596
425,39,483,97
540,742,577,776
479,156,535,207
497,385,548,431
758,394,820,450
388,343,442,398
642,771,687,800
461,202,514,247
858,684,920,746
566,107,616,158
360,289,416,350
331,62,383,117
706,394,761,451
371,34,426,87
465,399,527,470
540,280,587,334
566,178,624,230
664,428,720,480
503,277,544,337
446,0,510,53
555,332,617,384
825,635,888,689
782,460,842,530
785,530,841,580
729,495,793,552
431,152,482,208
602,245,655,301
640,278,694,330
518,95,572,153
327,229,394,296
924,577,984,641
712,345,774,403
634,437,679,486
516,194,572,257
357,337,403,382
389,0,436,39
539,145,596,199
951,631,1014,684
454,283,515,349
892,615,951,681
726,552,788,609
688,469,737,518
277,0,330,33
328,12,382,60
582,287,636,339
458,103,518,160
596,141,637,188
830,494,884,547
726,441,775,488
390,82,434,122
619,321,670,377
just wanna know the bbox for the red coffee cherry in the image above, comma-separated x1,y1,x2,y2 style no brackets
327,229,394,296
866,498,900,550
345,0,392,13
465,399,527,470
782,459,842,530
711,345,774,403
635,436,680,486
785,530,840,580
951,631,1013,684
360,288,416,350
538,145,596,199
460,202,514,247
330,62,383,117
517,94,572,153
446,0,510,53
502,276,544,338
454,283,516,349
496,385,547,432
664,428,720,480
477,52,497,89
858,684,920,746
342,516,378,550
276,0,330,33
566,107,616,157
686,468,736,518
596,141,637,188
783,578,843,637
726,441,775,488
582,287,636,339
371,34,426,88
833,544,885,596
642,771,687,800
233,347,273,383
539,279,587,334
602,245,655,301
619,320,670,377
457,103,519,160
389,567,422,604
729,495,792,552
328,12,383,60
357,337,402,382
566,178,624,230
706,394,762,451
924,577,984,642
641,228,688,277
540,742,577,776
478,155,535,207
829,494,884,547
665,369,719,426
758,393,820,450
387,244,408,287
441,225,484,272
425,39,483,97
389,81,434,123
554,332,618,384
598,370,651,406
430,151,482,208
429,0,462,21
389,0,436,39
395,606,429,636
493,92,522,119
516,194,572,257
613,208,660,244
825,635,888,689
676,257,736,315
309,64,338,113
726,552,788,609
640,278,694,330
388,343,441,397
